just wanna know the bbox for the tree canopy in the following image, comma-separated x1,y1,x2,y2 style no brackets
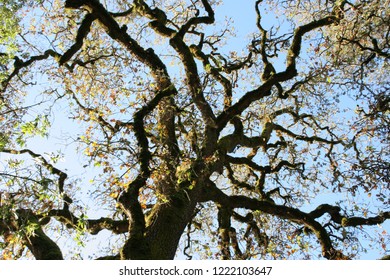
0,0,389,260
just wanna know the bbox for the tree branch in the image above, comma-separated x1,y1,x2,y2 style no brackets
1,50,61,93
216,2,346,131
8,209,64,260
59,13,96,65
310,204,390,227
202,180,349,259
1,149,72,210
217,206,231,259
177,0,215,37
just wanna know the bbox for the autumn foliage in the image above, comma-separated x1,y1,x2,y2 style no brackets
0,0,389,260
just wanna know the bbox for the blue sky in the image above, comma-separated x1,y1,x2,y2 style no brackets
1,0,388,260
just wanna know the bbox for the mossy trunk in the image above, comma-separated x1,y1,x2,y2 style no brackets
144,192,197,259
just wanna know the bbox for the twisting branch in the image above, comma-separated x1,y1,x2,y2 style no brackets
234,212,269,258
216,1,346,130
132,0,175,36
46,209,129,235
170,36,217,128
1,50,61,93
309,204,390,227
286,1,346,71
202,179,350,260
177,0,215,37
1,149,72,210
272,123,342,145
255,0,277,83
190,44,233,109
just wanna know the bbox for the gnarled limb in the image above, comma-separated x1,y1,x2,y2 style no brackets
202,180,351,260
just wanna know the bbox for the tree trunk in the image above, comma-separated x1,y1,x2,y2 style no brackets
145,190,198,259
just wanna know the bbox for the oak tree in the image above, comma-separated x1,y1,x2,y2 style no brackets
0,0,389,260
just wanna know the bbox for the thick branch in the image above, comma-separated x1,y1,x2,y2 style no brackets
47,209,129,235
202,181,349,260
310,204,390,227
217,206,232,259
59,13,96,65
178,0,215,37
15,209,63,260
133,0,175,36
